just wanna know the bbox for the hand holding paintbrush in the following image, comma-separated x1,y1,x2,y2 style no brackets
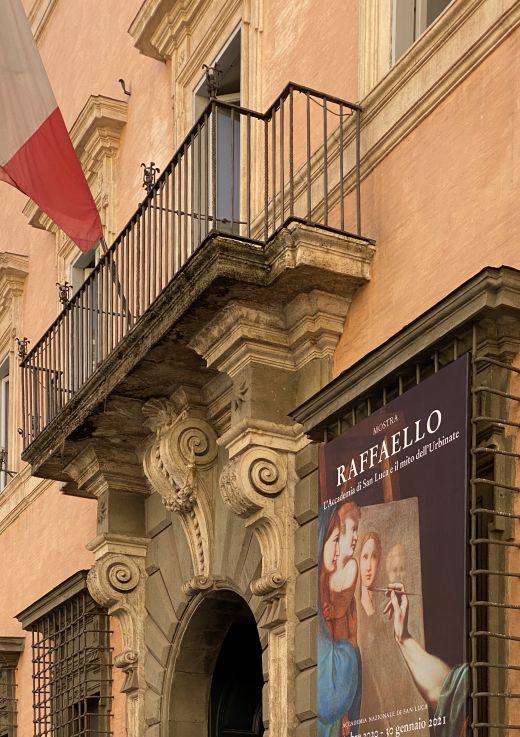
369,585,421,596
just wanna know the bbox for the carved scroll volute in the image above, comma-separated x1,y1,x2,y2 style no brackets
142,399,217,585
87,554,144,694
220,447,287,516
219,447,288,600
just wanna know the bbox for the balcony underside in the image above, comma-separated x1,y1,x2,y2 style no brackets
22,222,374,482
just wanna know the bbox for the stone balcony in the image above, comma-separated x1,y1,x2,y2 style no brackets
20,83,375,483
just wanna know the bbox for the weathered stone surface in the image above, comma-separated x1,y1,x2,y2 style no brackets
144,615,171,667
145,572,178,641
295,567,318,621
23,222,375,737
144,650,166,694
24,225,374,480
262,682,270,728
295,617,317,671
144,688,162,726
295,518,318,573
295,717,318,737
294,471,319,525
295,444,319,479
295,666,317,721
146,491,170,538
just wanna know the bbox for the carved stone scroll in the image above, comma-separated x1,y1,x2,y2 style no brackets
220,453,287,601
86,537,148,737
142,398,218,588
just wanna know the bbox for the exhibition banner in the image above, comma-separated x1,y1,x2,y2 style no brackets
317,355,470,737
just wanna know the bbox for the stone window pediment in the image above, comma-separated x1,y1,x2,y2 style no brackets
129,0,206,61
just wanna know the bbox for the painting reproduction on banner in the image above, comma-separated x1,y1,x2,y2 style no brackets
318,356,470,737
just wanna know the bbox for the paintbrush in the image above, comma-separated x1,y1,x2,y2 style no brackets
369,586,422,596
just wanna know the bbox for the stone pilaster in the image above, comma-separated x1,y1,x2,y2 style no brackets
63,442,150,737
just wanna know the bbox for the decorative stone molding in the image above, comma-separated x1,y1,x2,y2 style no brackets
360,0,520,178
181,574,214,597
0,637,24,666
190,303,292,377
220,446,287,517
358,0,392,99
189,290,354,378
0,252,29,478
142,396,218,587
23,94,127,246
63,443,149,500
129,0,204,61
29,0,59,40
87,534,149,737
114,650,140,693
0,253,29,320
129,0,242,144
87,554,141,606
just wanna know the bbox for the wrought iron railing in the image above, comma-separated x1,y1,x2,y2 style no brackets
21,82,363,448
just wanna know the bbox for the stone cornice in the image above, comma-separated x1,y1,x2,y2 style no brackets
17,570,90,629
128,0,176,60
129,0,235,63
291,266,520,434
29,0,58,41
63,443,148,500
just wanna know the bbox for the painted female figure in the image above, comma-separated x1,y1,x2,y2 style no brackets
318,502,362,737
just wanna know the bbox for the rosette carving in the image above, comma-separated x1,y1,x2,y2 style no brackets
142,398,217,582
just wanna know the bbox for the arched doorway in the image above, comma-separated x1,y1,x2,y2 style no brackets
166,589,264,737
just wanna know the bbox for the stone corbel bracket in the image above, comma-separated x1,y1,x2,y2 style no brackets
219,419,306,625
86,541,148,695
142,398,217,587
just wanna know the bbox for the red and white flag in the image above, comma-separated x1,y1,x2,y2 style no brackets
0,0,102,252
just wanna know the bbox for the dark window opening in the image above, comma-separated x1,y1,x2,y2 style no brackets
209,619,264,737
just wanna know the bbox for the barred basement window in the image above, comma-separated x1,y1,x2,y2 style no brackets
16,571,111,737
0,638,24,737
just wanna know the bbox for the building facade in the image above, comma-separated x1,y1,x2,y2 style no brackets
0,1,519,736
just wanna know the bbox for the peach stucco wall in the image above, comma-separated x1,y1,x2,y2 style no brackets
261,0,359,108
334,27,520,374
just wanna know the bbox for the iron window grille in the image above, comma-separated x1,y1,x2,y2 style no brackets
0,666,16,737
0,638,24,737
17,572,112,737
